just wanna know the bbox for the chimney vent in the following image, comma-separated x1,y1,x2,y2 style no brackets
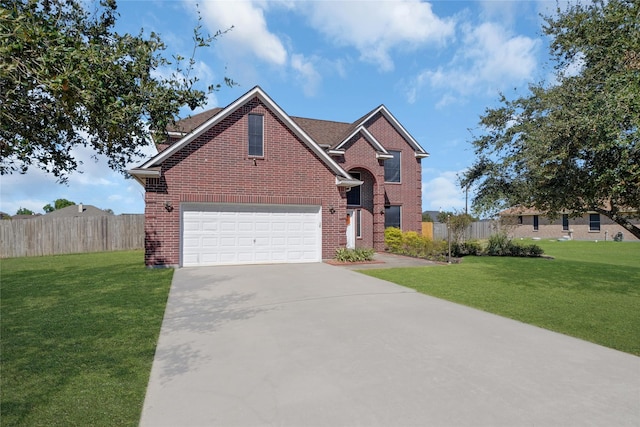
78,203,83,213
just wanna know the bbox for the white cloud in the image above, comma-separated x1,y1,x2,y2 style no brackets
303,0,455,71
408,20,540,104
291,53,322,97
422,170,466,212
199,1,287,66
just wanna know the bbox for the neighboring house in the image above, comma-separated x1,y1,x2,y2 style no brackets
10,213,42,220
44,204,112,218
500,207,639,241
129,86,429,267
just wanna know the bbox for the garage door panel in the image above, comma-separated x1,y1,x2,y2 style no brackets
202,237,219,247
182,204,321,267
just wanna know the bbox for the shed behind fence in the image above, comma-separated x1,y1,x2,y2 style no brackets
0,215,144,258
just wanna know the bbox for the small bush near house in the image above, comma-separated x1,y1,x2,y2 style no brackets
385,228,543,260
335,247,376,262
385,227,447,261
384,227,403,253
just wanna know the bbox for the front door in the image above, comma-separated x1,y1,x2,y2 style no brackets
346,209,355,249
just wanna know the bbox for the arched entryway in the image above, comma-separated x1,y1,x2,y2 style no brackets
346,168,383,250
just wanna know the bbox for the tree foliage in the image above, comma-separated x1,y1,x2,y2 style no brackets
16,207,34,215
43,198,75,212
461,0,640,238
1,0,233,182
437,210,475,243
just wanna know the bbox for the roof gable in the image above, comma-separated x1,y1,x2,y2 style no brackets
357,105,429,158
131,86,354,184
331,127,392,159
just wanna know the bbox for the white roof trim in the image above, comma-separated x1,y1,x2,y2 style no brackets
134,86,354,182
127,167,161,185
359,105,429,156
334,127,389,154
167,131,186,138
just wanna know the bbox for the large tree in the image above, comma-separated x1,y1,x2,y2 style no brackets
461,0,640,238
1,0,232,182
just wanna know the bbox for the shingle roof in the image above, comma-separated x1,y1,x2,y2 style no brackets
166,107,387,149
44,204,112,218
166,108,224,134
290,116,353,147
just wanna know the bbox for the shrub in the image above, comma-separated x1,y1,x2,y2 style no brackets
402,231,424,257
335,247,375,262
487,233,512,256
384,227,403,253
452,240,483,257
486,233,544,257
385,227,448,261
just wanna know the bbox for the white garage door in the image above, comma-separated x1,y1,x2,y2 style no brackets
182,203,322,267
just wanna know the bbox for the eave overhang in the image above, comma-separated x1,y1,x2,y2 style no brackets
336,177,364,188
127,167,161,185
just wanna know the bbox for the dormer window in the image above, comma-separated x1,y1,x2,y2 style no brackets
248,114,264,157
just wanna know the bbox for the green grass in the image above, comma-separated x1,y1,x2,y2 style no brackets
363,240,640,356
1,250,173,426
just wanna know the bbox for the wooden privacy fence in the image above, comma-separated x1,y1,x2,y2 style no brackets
432,221,498,241
0,215,144,258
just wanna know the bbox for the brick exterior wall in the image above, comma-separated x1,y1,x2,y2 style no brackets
144,98,347,266
506,213,639,241
339,112,423,252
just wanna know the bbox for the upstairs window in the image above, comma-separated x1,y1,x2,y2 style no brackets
346,172,361,206
589,213,600,231
248,114,264,157
384,151,401,183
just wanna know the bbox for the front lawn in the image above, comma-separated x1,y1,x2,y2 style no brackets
363,240,640,356
1,250,173,426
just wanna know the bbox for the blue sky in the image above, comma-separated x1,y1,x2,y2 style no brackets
1,0,562,216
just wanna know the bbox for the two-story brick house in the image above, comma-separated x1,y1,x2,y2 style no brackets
129,86,428,267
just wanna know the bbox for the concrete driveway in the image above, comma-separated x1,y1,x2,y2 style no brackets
140,262,640,426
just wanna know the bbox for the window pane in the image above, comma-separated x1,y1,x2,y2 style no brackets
248,114,263,156
346,172,361,205
589,213,600,231
533,215,539,231
562,214,569,231
385,205,401,229
384,151,401,182
356,209,361,238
